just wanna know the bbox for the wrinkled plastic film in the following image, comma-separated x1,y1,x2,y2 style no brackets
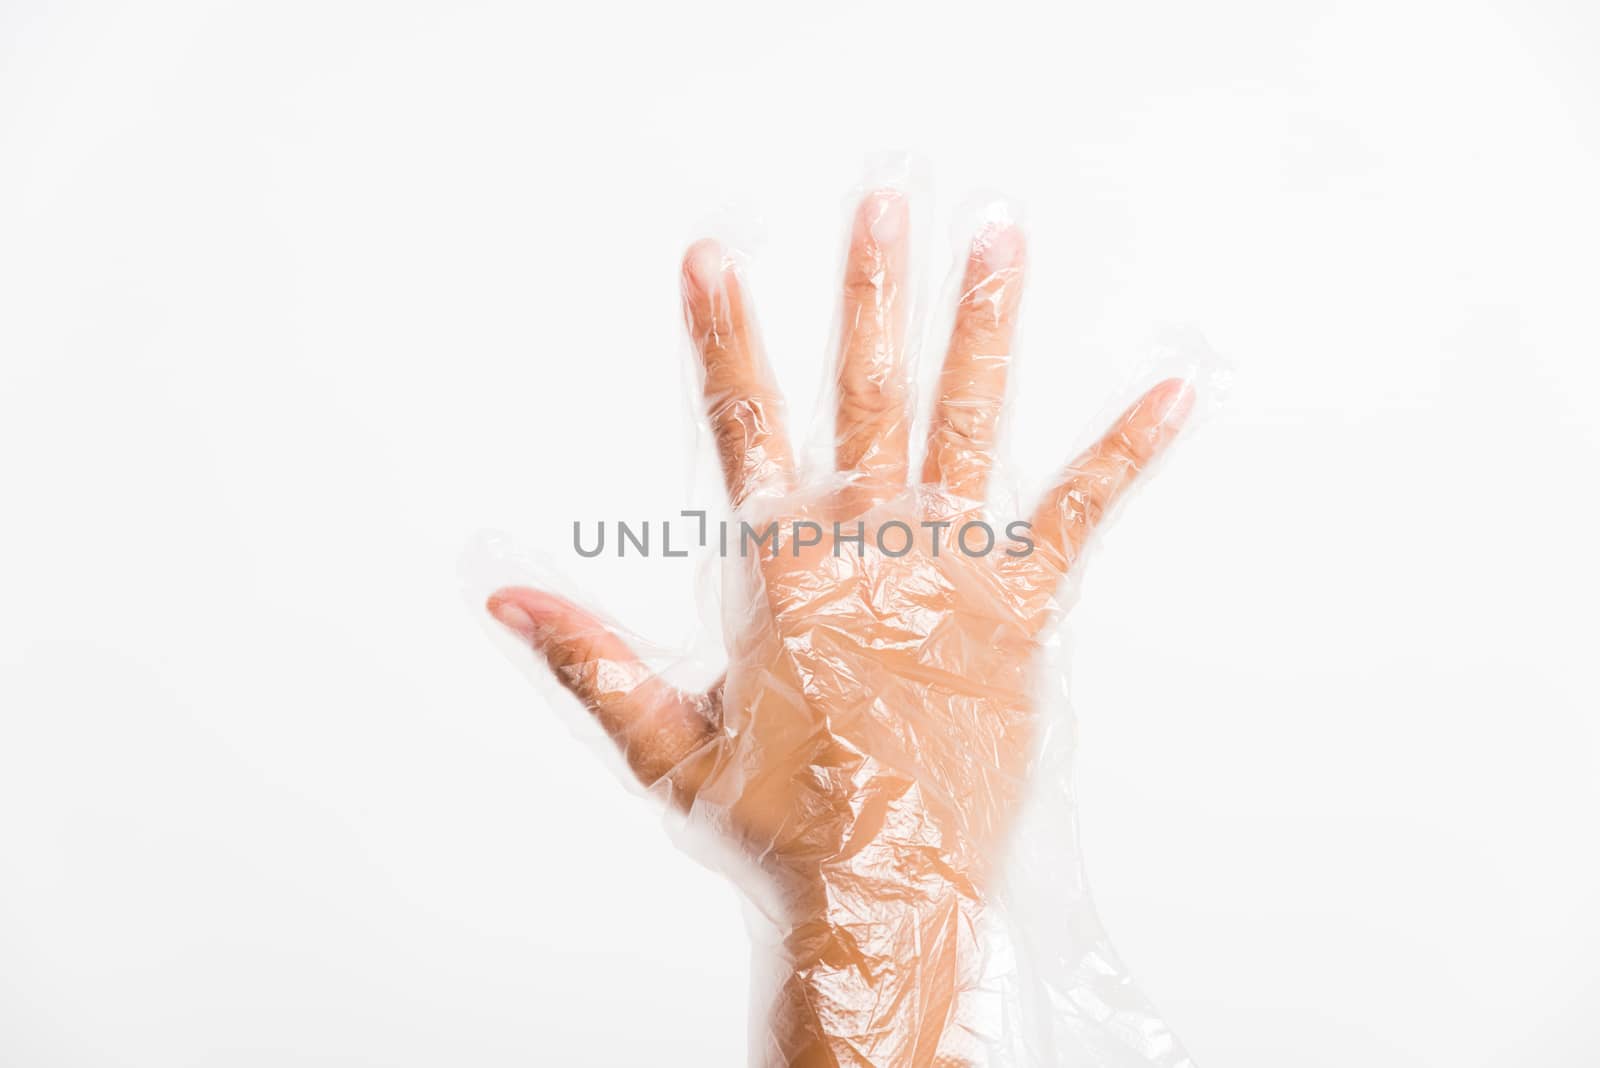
464,164,1225,1067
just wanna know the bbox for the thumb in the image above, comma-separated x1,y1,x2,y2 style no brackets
487,587,720,792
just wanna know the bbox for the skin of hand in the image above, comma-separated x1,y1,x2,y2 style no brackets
487,191,1193,1067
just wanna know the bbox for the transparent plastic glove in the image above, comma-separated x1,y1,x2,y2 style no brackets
484,189,1200,1068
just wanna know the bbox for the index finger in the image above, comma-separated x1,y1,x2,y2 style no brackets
681,240,795,509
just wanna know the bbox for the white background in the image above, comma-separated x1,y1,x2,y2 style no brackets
3,1,1597,1064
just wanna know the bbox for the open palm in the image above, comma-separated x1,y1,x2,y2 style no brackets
488,190,1192,1066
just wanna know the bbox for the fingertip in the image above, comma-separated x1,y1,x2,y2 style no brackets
1150,377,1197,428
487,597,533,637
682,238,728,298
855,188,908,248
974,222,1025,273
486,587,561,637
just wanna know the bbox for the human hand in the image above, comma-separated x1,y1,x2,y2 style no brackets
487,189,1194,1067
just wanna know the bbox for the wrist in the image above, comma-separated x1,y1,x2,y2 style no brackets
766,872,999,1067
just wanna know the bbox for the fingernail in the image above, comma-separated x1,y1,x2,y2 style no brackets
684,238,728,297
864,190,907,246
1158,379,1197,424
977,223,1024,272
488,598,534,636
